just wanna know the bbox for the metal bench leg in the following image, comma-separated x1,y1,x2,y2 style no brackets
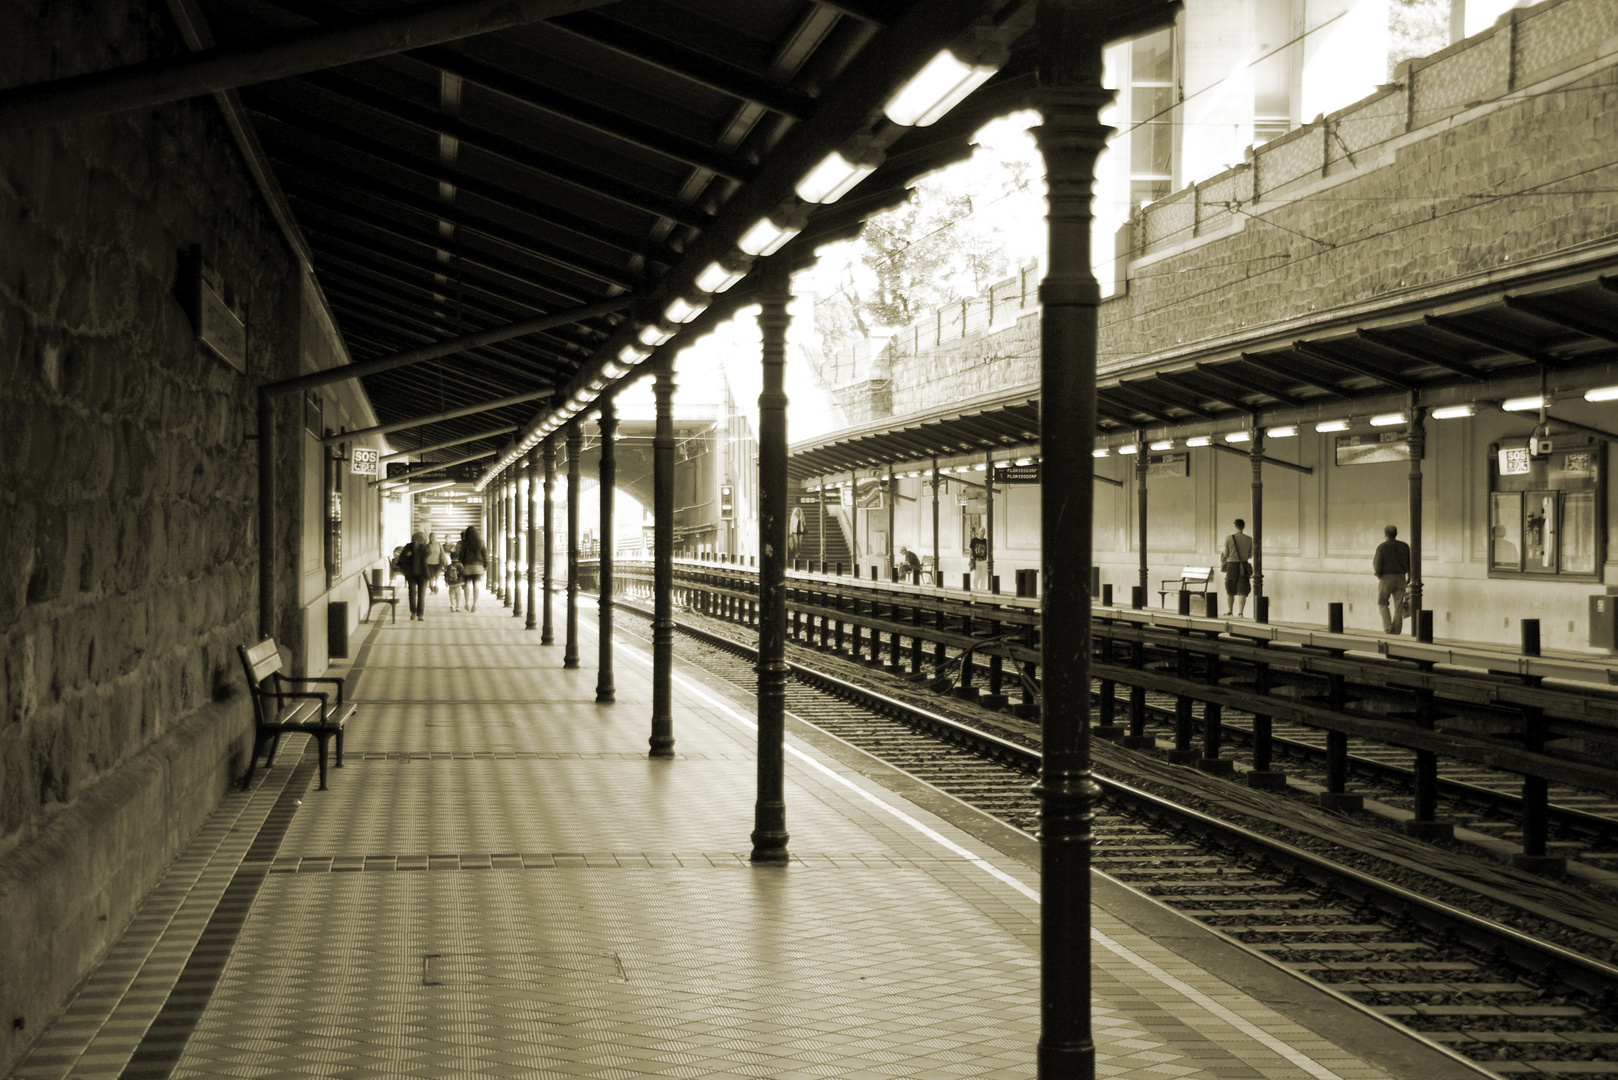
316,735,330,790
263,731,283,769
335,728,344,768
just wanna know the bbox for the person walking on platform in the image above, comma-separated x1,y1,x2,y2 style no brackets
401,531,430,621
1221,519,1255,617
459,524,487,612
426,533,445,594
1374,524,1412,635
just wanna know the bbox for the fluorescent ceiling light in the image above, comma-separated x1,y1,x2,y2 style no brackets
1266,425,1298,438
1015,457,1031,466
619,344,653,365
1118,444,1139,455
1584,385,1618,402
638,325,674,347
602,361,629,379
1224,431,1251,444
1430,403,1477,419
694,260,748,294
1369,412,1405,426
1092,448,1110,458
973,463,986,472
664,296,706,324
795,149,880,204
1185,435,1211,447
1502,395,1545,412
1149,440,1174,451
738,215,802,257
882,40,1007,127
1315,419,1350,432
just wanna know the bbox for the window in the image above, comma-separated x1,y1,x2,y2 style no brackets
1127,28,1176,212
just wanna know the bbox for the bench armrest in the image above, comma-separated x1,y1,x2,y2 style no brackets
269,688,333,717
275,673,346,705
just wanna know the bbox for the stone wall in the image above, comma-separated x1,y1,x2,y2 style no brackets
1106,0,1618,373
0,0,303,1069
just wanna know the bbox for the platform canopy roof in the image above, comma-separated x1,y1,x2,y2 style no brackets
0,0,1190,479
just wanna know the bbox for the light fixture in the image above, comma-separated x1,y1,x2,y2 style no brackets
664,295,707,324
1092,448,1110,458
694,256,752,294
602,360,629,379
1118,444,1139,455
1315,419,1350,433
907,470,920,478
1430,403,1477,419
1149,440,1174,451
974,463,986,472
1369,412,1406,426
795,139,885,204
1185,435,1211,447
588,377,607,392
1224,431,1251,444
883,33,1009,127
738,210,807,257
619,343,653,365
1502,395,1546,412
1585,385,1618,402
638,324,674,348
1267,425,1298,438
1015,457,1031,466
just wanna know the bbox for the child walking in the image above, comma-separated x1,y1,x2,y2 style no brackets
444,560,465,612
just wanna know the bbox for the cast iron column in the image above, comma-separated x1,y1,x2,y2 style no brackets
1407,404,1426,636
1033,7,1111,1074
1135,433,1149,600
542,439,556,644
887,462,897,575
526,448,538,628
512,456,526,619
502,471,513,606
752,258,792,863
565,421,582,669
596,400,617,702
931,456,940,585
1249,427,1265,613
257,388,276,640
985,449,996,588
649,357,677,757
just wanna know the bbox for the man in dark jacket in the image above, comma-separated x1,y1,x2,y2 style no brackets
1372,524,1411,635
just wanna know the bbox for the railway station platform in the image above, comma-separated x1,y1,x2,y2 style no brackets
6,607,1492,1080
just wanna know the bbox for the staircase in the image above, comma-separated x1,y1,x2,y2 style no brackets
793,500,853,569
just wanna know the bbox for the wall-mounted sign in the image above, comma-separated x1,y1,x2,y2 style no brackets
998,464,1040,483
1497,445,1531,476
182,249,247,373
1146,452,1188,478
350,447,378,476
1336,430,1415,466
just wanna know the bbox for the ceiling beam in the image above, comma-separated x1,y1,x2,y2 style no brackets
1193,362,1305,408
0,0,618,130
1239,353,1350,399
251,100,674,264
303,68,709,227
1292,341,1419,390
265,297,631,398
1354,328,1483,380
1424,314,1558,365
329,387,557,444
411,46,756,182
1503,294,1618,348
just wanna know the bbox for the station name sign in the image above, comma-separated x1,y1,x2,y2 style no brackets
997,464,1040,483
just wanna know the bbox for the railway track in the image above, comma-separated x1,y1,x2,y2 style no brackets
614,599,1618,1078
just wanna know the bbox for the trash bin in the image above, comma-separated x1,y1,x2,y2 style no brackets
328,601,349,659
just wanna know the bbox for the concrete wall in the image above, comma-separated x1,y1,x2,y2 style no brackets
0,1,376,1070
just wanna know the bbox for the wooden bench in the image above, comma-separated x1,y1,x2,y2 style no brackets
1158,565,1216,608
237,637,356,790
364,573,399,623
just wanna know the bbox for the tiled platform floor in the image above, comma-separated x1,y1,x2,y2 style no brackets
7,598,1490,1080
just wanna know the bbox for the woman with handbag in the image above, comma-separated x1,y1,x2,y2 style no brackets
459,525,487,612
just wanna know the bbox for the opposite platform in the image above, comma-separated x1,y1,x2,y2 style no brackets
6,600,1490,1080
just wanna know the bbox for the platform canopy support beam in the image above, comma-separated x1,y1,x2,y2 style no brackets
1135,433,1149,603
1407,402,1427,636
596,400,618,702
542,439,557,644
1249,427,1266,620
752,258,792,863
503,472,514,607
649,358,677,758
565,422,583,668
1034,2,1179,1076
513,456,527,620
